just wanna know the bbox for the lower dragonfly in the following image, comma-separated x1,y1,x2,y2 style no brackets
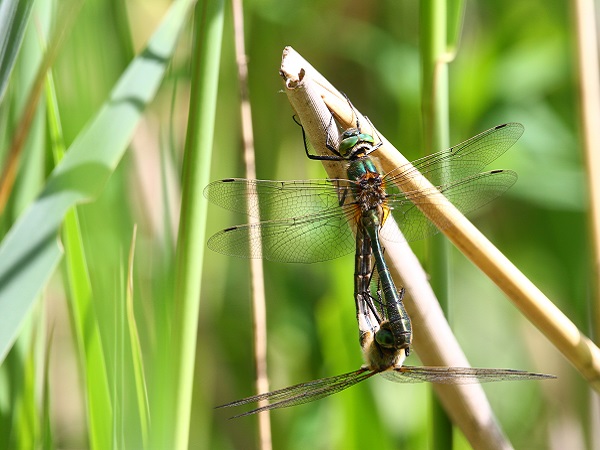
218,274,555,417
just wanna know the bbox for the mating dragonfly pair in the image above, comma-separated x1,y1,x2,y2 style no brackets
205,102,554,417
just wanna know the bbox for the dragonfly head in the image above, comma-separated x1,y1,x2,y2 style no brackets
375,327,395,348
360,322,410,371
375,322,412,352
338,128,377,159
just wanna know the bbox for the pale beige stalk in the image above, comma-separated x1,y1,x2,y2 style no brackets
573,0,600,447
574,0,600,340
232,1,271,449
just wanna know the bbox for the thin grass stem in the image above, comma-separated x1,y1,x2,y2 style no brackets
231,0,272,449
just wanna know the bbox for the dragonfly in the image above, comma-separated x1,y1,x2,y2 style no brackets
210,114,554,418
204,121,523,264
217,275,555,417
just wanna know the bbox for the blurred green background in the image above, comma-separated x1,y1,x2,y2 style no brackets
0,0,592,448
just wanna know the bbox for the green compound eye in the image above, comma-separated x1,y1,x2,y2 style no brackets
339,135,359,157
375,328,395,348
357,133,375,144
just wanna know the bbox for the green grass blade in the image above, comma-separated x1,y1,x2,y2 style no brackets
11,328,37,449
125,226,150,447
70,216,112,450
41,328,54,450
0,1,79,213
446,0,465,57
9,0,51,217
46,45,113,449
0,0,35,101
0,0,194,367
170,1,225,448
0,5,51,446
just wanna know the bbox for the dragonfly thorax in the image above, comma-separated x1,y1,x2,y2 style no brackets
355,174,386,213
347,158,388,217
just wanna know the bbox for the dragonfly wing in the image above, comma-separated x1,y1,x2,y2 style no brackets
385,123,523,188
381,170,517,243
207,207,356,263
217,368,376,417
204,178,353,220
381,366,556,384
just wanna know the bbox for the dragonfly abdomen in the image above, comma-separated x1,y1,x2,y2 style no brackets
354,227,379,339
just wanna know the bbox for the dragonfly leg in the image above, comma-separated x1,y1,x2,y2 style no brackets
357,257,386,350
357,293,378,332
341,92,360,129
362,115,384,157
364,262,386,318
335,180,350,207
340,93,383,158
293,113,343,161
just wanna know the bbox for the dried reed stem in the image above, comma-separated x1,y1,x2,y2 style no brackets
232,1,272,449
573,0,600,447
574,0,600,339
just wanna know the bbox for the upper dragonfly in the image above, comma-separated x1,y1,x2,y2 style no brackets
204,120,523,264
206,110,521,356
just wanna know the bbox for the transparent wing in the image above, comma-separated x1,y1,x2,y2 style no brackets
217,368,376,418
207,207,356,263
385,122,524,188
204,178,353,219
205,171,516,260
381,169,517,242
205,124,523,259
380,365,556,384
